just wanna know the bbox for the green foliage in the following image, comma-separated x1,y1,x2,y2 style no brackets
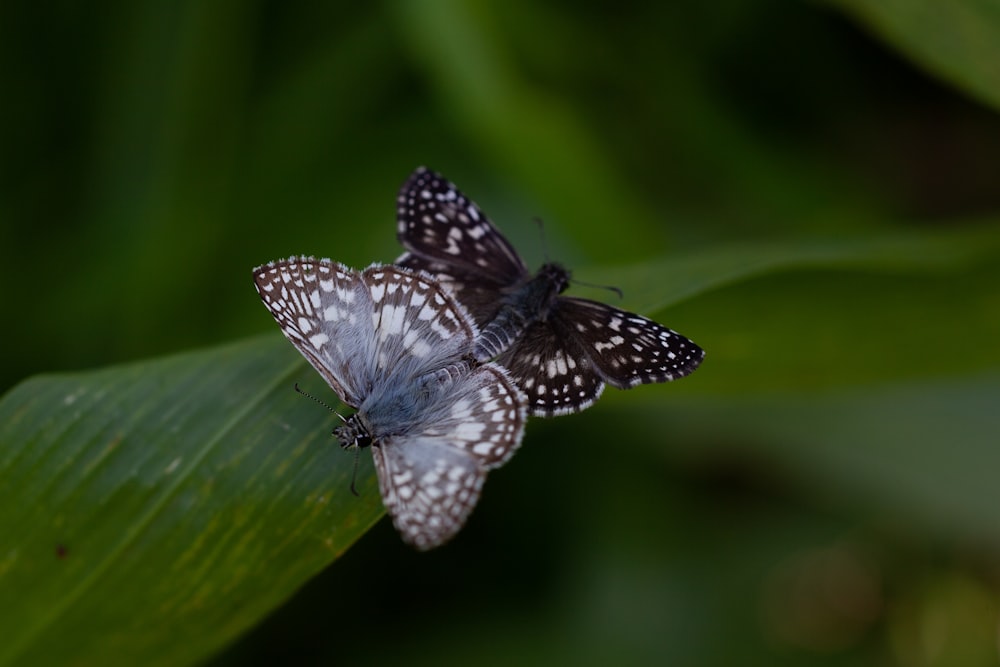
831,0,1000,111
0,337,382,666
1,0,999,665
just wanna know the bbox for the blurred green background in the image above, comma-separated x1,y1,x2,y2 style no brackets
2,0,1000,665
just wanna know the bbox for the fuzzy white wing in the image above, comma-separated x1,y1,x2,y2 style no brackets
372,364,526,550
253,256,374,407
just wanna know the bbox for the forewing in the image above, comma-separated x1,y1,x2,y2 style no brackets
359,264,478,381
555,297,705,389
252,257,373,407
395,253,507,329
396,166,527,287
371,363,526,550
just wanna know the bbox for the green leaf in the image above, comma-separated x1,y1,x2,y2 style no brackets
583,224,1000,392
3,224,997,665
624,371,1000,546
830,0,1000,111
0,336,382,667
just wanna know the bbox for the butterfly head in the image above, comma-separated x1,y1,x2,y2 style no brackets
333,414,373,451
537,262,571,296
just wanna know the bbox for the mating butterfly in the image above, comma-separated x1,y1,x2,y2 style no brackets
253,258,526,550
396,167,704,417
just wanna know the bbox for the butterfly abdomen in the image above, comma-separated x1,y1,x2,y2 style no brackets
473,263,570,362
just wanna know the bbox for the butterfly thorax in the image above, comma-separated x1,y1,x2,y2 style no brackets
351,361,475,442
473,262,570,362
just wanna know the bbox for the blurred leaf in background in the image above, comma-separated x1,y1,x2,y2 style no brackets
1,0,999,665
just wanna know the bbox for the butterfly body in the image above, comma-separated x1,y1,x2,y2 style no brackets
396,167,705,417
474,262,570,362
253,258,526,549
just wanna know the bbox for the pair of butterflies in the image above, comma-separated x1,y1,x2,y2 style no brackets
252,167,704,550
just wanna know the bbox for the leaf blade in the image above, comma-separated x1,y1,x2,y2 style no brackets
831,0,1000,112
0,336,382,667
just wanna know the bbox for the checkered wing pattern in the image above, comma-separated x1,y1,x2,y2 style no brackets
394,167,705,417
498,297,703,415
373,364,524,550
253,258,527,550
253,256,373,408
396,166,529,323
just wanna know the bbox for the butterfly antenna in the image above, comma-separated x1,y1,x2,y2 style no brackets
294,383,347,422
532,216,551,263
532,216,623,299
571,277,624,300
296,383,360,494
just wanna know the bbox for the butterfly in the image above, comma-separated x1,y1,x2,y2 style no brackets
253,258,527,550
396,167,705,417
